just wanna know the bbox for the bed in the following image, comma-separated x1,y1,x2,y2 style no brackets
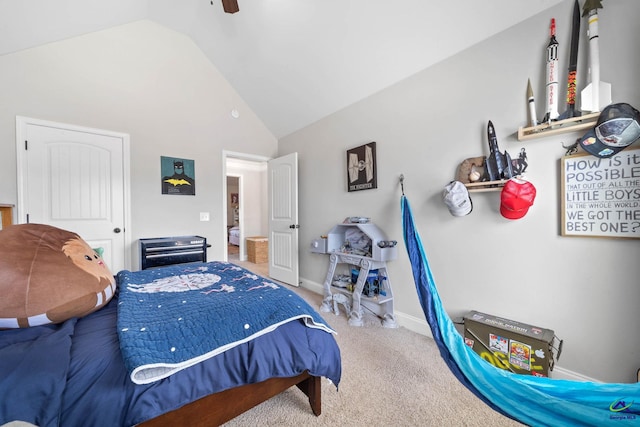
0,224,341,427
229,225,240,246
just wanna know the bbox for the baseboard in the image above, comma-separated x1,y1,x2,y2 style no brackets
549,366,599,382
392,310,433,339
299,277,324,294
300,276,599,383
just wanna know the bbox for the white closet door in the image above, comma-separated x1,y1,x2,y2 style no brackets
17,117,128,272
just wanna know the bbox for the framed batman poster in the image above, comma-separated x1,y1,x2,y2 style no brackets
347,142,377,192
161,156,196,195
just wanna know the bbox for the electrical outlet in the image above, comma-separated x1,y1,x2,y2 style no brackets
199,212,210,221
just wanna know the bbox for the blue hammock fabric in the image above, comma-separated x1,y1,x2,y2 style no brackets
401,195,640,426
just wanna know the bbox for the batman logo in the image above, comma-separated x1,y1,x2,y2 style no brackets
164,179,192,187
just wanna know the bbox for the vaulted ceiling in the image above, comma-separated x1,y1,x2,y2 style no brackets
0,0,563,138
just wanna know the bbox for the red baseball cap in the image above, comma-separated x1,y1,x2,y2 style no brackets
500,178,536,220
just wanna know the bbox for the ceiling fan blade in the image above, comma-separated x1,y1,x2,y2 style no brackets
221,0,239,14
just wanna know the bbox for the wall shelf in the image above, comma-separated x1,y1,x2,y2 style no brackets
464,180,507,193
517,112,599,141
457,112,599,193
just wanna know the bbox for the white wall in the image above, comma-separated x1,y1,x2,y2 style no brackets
279,0,640,383
0,20,278,269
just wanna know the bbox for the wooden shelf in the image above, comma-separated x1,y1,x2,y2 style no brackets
517,112,599,141
455,113,600,195
463,180,507,193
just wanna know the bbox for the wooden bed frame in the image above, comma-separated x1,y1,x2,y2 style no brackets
140,371,321,426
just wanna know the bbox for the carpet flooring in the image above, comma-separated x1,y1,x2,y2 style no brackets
224,262,523,426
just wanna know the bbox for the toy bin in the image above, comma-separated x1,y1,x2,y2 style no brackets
463,310,561,377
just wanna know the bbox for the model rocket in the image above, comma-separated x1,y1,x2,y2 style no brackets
485,121,514,182
558,0,581,120
542,19,559,123
581,0,611,112
527,79,538,127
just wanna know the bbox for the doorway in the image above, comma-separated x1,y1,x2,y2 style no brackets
223,152,269,264
222,151,299,286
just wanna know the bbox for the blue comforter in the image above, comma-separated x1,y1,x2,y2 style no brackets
117,262,335,384
0,263,341,427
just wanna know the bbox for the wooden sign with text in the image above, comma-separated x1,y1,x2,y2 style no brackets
561,148,640,238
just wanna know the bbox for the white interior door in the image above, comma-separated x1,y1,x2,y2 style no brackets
268,152,299,286
16,117,130,272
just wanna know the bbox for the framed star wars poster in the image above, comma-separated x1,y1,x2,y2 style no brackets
347,142,377,192
161,156,196,195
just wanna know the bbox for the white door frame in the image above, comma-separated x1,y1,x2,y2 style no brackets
222,150,270,262
15,116,133,271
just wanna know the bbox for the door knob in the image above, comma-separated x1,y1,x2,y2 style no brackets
114,227,121,233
